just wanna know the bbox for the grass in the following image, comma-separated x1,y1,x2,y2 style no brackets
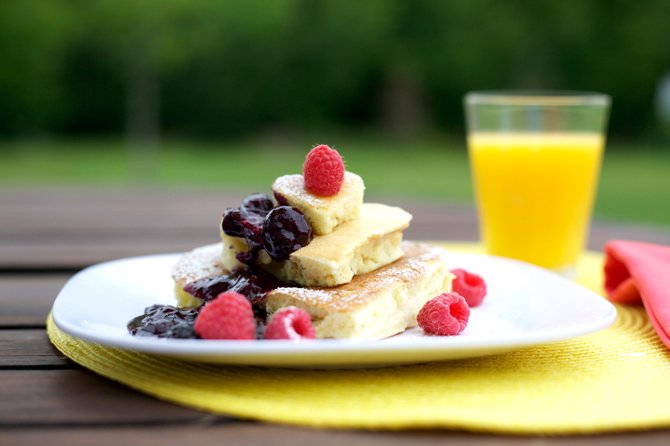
1,138,669,228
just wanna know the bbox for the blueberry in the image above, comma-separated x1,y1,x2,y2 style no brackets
127,305,201,338
273,191,289,206
241,193,274,216
221,208,244,237
221,208,263,244
184,274,235,301
150,318,172,335
166,323,197,339
262,206,313,262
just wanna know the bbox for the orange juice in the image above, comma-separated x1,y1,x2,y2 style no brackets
468,132,604,270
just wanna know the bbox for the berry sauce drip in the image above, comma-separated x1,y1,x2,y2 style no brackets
262,206,313,262
221,193,274,265
184,267,291,314
127,193,311,340
127,268,295,339
127,305,199,338
222,194,312,265
240,192,275,215
273,191,289,206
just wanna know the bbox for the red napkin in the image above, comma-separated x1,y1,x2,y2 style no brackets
604,240,670,349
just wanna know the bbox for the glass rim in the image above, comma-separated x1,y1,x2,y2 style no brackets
465,90,611,107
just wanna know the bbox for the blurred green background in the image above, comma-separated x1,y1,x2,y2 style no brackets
1,0,669,226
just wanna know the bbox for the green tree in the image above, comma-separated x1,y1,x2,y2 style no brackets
0,0,77,135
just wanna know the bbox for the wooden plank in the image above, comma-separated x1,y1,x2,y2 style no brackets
0,275,69,326
0,221,480,269
3,187,670,269
0,187,483,268
0,369,222,425
0,330,70,368
0,236,215,269
0,187,233,268
2,188,670,244
3,423,670,446
5,219,670,269
2,187,670,443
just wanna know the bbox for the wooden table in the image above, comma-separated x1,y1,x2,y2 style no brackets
3,187,670,445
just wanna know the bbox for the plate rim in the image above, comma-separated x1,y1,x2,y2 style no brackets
52,250,618,366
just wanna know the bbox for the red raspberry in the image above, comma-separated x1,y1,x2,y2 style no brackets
450,268,487,307
417,292,470,336
302,144,345,196
194,291,255,340
263,306,316,340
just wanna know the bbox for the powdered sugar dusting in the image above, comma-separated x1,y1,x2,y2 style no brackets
270,242,448,311
171,243,226,286
172,241,451,316
273,172,363,208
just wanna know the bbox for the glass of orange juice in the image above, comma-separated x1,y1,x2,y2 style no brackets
464,91,610,277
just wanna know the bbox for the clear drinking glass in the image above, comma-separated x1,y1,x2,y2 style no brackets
464,91,611,277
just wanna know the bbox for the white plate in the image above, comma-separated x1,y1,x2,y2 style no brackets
52,252,617,368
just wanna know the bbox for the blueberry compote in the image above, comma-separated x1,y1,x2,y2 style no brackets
240,192,275,215
127,193,310,340
262,206,313,261
184,267,290,319
127,268,293,339
221,194,312,265
185,267,293,338
128,305,199,338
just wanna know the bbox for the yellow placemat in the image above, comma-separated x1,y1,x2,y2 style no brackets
47,243,670,434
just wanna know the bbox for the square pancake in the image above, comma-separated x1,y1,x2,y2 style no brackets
265,242,453,339
172,241,453,340
221,202,412,287
172,242,226,308
272,172,364,235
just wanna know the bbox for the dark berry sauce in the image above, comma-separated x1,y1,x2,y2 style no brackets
240,193,275,216
221,194,312,266
128,267,295,339
221,193,274,265
273,191,289,206
183,267,292,318
128,305,199,338
128,193,310,340
262,206,312,262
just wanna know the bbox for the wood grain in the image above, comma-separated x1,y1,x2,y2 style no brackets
0,330,70,368
2,188,669,269
3,186,670,445
0,369,219,426
0,276,69,326
0,188,481,268
4,423,670,446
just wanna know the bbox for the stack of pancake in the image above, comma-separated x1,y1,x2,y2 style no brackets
172,171,454,339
